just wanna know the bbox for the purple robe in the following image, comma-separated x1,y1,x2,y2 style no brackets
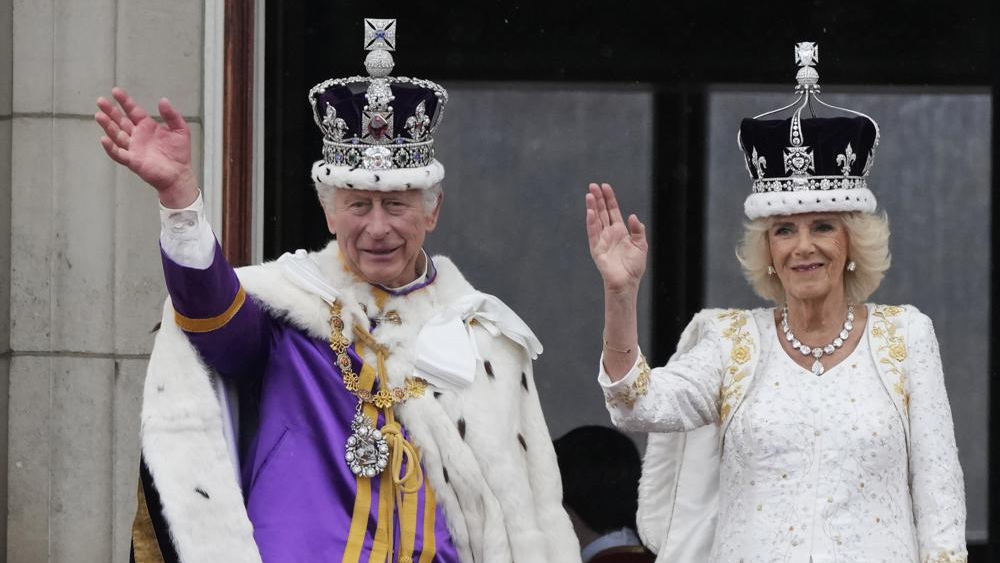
162,243,460,563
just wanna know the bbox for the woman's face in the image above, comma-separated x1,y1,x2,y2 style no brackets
767,212,850,303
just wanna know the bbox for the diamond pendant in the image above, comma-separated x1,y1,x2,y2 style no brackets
781,303,854,378
345,412,389,478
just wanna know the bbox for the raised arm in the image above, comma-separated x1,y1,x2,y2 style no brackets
95,88,269,376
95,87,198,208
585,183,648,380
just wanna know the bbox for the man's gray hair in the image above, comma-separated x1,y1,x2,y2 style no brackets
317,182,443,216
420,182,444,214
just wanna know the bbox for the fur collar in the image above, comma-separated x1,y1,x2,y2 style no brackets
141,242,580,563
237,242,480,390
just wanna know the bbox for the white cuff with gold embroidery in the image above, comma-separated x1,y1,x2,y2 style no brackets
159,192,217,270
598,348,652,410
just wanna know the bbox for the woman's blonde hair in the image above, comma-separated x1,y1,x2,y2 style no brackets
736,211,891,304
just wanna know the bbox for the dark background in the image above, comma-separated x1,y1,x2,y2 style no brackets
264,0,997,558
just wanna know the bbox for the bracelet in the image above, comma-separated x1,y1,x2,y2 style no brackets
603,339,635,355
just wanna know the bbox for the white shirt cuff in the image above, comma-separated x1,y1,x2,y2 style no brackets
597,347,645,390
159,192,217,270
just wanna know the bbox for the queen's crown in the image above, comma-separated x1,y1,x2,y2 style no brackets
738,42,881,195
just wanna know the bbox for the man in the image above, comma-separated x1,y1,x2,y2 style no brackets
554,426,655,563
98,18,579,563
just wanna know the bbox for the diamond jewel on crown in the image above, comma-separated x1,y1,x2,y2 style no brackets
362,146,393,170
784,146,815,176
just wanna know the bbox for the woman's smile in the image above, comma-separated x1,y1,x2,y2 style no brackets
790,262,825,273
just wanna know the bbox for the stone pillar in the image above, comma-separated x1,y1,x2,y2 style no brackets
0,0,13,558
6,1,204,561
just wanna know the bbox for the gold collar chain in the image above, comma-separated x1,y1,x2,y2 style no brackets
328,301,427,407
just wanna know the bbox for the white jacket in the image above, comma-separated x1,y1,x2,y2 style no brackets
599,305,967,563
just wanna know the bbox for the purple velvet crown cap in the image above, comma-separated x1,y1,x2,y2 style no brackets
739,116,878,181
313,82,443,146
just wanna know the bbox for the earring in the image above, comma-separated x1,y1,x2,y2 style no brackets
846,260,857,272
767,265,776,276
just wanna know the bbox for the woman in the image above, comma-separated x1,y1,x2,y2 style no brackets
585,44,967,563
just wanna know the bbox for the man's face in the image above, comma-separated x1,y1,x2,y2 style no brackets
325,188,441,288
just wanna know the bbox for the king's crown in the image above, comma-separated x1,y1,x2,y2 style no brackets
308,18,448,172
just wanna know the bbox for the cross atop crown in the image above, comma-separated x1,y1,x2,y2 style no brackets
794,42,820,91
795,42,818,68
364,18,396,51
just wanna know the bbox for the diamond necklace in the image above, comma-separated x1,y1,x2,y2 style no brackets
781,304,855,376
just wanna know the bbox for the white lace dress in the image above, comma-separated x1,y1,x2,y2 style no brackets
599,305,967,563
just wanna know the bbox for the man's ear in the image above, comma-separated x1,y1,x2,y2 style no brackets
425,192,443,232
321,199,337,235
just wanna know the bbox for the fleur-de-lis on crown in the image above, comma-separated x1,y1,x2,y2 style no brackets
405,101,431,141
862,150,875,177
836,143,857,176
751,146,767,178
322,106,348,142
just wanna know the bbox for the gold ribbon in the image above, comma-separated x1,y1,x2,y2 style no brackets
353,328,424,561
380,420,423,495
357,326,424,494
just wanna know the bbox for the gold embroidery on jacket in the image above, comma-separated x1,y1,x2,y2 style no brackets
718,310,754,424
870,305,909,415
605,354,651,409
922,551,968,563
